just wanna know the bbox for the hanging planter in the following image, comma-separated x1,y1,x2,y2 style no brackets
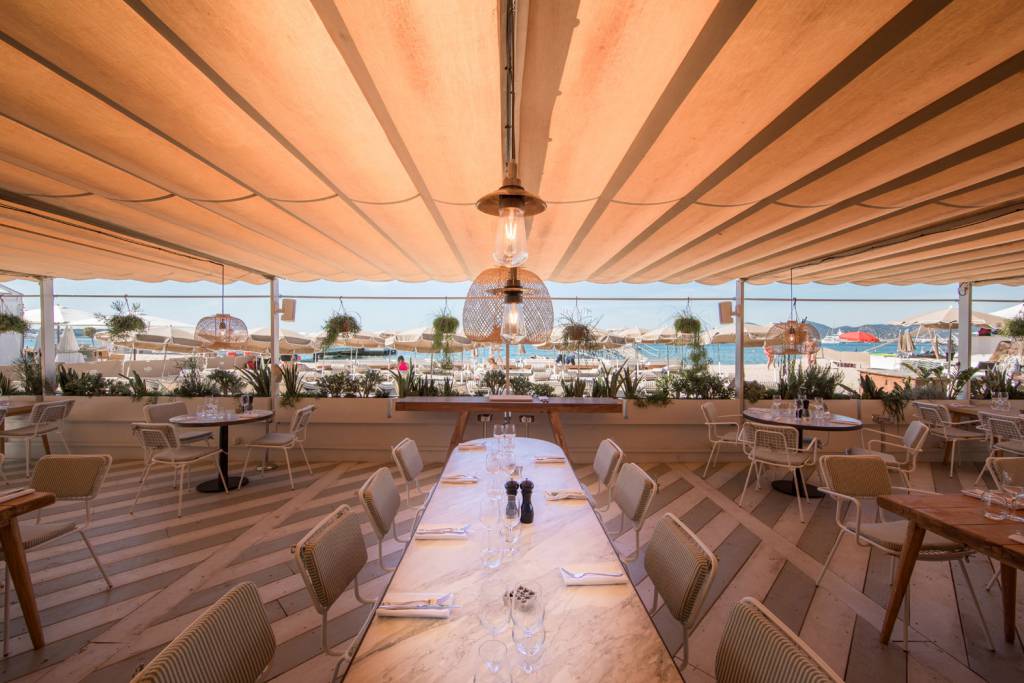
673,314,701,337
0,311,29,335
432,308,459,351
558,305,600,352
101,297,147,341
1002,315,1024,340
322,298,361,350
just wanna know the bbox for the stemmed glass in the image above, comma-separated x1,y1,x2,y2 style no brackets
513,627,545,674
485,446,504,496
770,395,782,417
1000,470,1024,522
510,582,544,635
480,529,503,569
478,639,508,675
502,502,521,556
477,580,511,636
479,496,501,531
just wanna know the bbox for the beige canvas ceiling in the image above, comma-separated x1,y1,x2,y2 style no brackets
0,0,1022,286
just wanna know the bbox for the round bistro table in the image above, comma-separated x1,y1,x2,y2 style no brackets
170,409,273,492
741,407,862,498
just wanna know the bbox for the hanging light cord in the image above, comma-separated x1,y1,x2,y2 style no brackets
503,0,517,174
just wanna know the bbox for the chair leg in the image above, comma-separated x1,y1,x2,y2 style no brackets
702,442,719,478
176,466,186,517
282,448,295,490
54,430,70,454
902,583,910,650
985,559,1000,591
816,534,843,586
80,530,112,589
376,538,396,572
237,448,253,490
794,472,805,523
215,460,229,493
738,462,755,507
299,443,313,474
130,462,155,515
949,440,957,477
3,567,9,657
596,484,613,513
957,559,995,651
901,469,912,490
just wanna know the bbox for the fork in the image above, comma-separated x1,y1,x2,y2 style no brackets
382,592,453,607
560,569,625,579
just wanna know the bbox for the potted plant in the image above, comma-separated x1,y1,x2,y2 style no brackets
558,308,600,352
673,312,702,337
100,298,147,342
0,310,29,336
1001,314,1024,340
321,304,361,351
432,307,459,368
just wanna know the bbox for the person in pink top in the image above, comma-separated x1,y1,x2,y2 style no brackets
397,355,409,372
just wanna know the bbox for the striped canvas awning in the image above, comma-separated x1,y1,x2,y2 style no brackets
0,1,1021,285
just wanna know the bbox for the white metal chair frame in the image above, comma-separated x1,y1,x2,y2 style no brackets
606,462,657,562
3,453,113,656
648,513,718,669
913,401,986,477
390,437,425,506
142,401,214,447
850,421,929,488
974,413,1024,488
591,438,624,512
815,455,994,651
130,422,227,517
292,504,376,682
739,426,818,522
358,467,425,572
700,402,750,478
0,401,71,478
239,405,315,490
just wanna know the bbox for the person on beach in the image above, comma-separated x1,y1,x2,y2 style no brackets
397,355,409,372
763,341,775,368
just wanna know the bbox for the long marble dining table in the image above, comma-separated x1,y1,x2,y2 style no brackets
344,436,681,681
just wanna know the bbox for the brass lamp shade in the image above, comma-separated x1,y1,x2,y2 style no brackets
462,267,553,344
765,320,821,356
195,313,250,349
475,176,547,216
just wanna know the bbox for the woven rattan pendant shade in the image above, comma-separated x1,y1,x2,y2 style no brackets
765,320,821,356
195,313,250,349
462,267,553,344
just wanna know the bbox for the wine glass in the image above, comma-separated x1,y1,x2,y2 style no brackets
476,579,511,636
478,639,507,674
502,503,521,556
479,496,501,531
983,490,1009,521
771,395,782,417
510,582,544,635
513,626,545,674
480,529,503,569
1000,470,1024,522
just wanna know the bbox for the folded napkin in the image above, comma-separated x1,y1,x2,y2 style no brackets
961,488,987,500
534,455,566,464
1010,533,1024,544
559,564,628,586
377,592,454,619
415,523,470,540
0,488,34,505
457,442,487,452
545,489,587,501
441,474,479,485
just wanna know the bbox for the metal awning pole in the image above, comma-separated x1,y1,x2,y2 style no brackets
957,282,972,399
269,277,281,409
38,277,55,396
735,279,745,406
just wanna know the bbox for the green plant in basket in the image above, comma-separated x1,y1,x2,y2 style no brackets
100,298,147,341
1000,315,1024,340
321,304,361,350
0,311,29,336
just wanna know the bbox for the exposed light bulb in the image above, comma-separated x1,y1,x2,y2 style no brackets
493,205,528,267
500,299,525,343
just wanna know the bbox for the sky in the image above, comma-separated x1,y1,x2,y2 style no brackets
3,278,1022,335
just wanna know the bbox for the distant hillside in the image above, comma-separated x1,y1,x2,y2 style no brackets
806,321,903,340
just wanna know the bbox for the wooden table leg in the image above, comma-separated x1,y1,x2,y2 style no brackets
880,520,925,643
447,411,470,457
0,519,45,649
41,434,51,455
1001,563,1016,643
0,415,5,455
548,412,567,454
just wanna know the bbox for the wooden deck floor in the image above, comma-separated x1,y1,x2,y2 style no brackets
0,454,1021,682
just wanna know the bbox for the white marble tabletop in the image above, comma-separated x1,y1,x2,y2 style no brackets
345,437,681,682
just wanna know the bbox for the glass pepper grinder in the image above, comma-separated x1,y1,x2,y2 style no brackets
505,479,520,519
519,479,534,524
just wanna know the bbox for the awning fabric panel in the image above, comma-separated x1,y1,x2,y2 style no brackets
0,0,1021,286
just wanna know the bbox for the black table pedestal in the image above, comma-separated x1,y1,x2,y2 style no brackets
197,424,249,493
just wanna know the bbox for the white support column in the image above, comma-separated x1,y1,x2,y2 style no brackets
38,277,55,395
957,282,972,399
735,279,745,405
269,277,281,409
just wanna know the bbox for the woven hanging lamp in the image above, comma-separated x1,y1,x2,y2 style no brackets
765,270,820,357
195,264,249,349
462,267,553,345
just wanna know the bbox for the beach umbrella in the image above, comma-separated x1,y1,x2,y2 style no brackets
55,324,84,363
605,327,646,346
993,303,1023,320
892,306,1005,329
640,326,692,344
838,330,879,343
701,323,771,345
392,327,474,352
246,327,318,354
897,330,916,355
24,306,105,327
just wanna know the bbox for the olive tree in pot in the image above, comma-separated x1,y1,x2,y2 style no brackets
99,297,147,342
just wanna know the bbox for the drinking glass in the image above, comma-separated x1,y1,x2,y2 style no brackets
771,395,782,417
1000,470,1024,522
478,639,507,673
983,491,1009,521
480,529,503,569
476,580,511,636
513,627,545,674
502,503,521,556
479,497,501,531
510,582,544,635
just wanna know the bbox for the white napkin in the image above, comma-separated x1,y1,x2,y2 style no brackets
545,489,587,501
534,455,566,464
961,488,987,500
1010,533,1024,544
559,564,629,586
0,488,33,505
441,474,479,485
377,592,454,619
415,523,470,540
457,442,486,452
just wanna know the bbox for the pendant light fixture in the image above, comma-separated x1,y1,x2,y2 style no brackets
766,269,820,357
195,264,250,350
475,0,546,268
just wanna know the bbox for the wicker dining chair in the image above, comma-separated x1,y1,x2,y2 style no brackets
975,414,1024,487
0,401,71,477
715,597,843,683
645,513,717,668
293,504,376,682
359,467,422,571
740,426,818,522
143,401,214,446
590,438,624,512
239,404,315,490
913,401,986,477
815,454,994,650
130,582,275,683
131,423,227,517
391,437,425,505
846,420,929,488
700,402,751,478
2,453,113,656
605,462,657,562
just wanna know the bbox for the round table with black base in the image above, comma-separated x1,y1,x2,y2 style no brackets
741,408,862,499
170,410,274,493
